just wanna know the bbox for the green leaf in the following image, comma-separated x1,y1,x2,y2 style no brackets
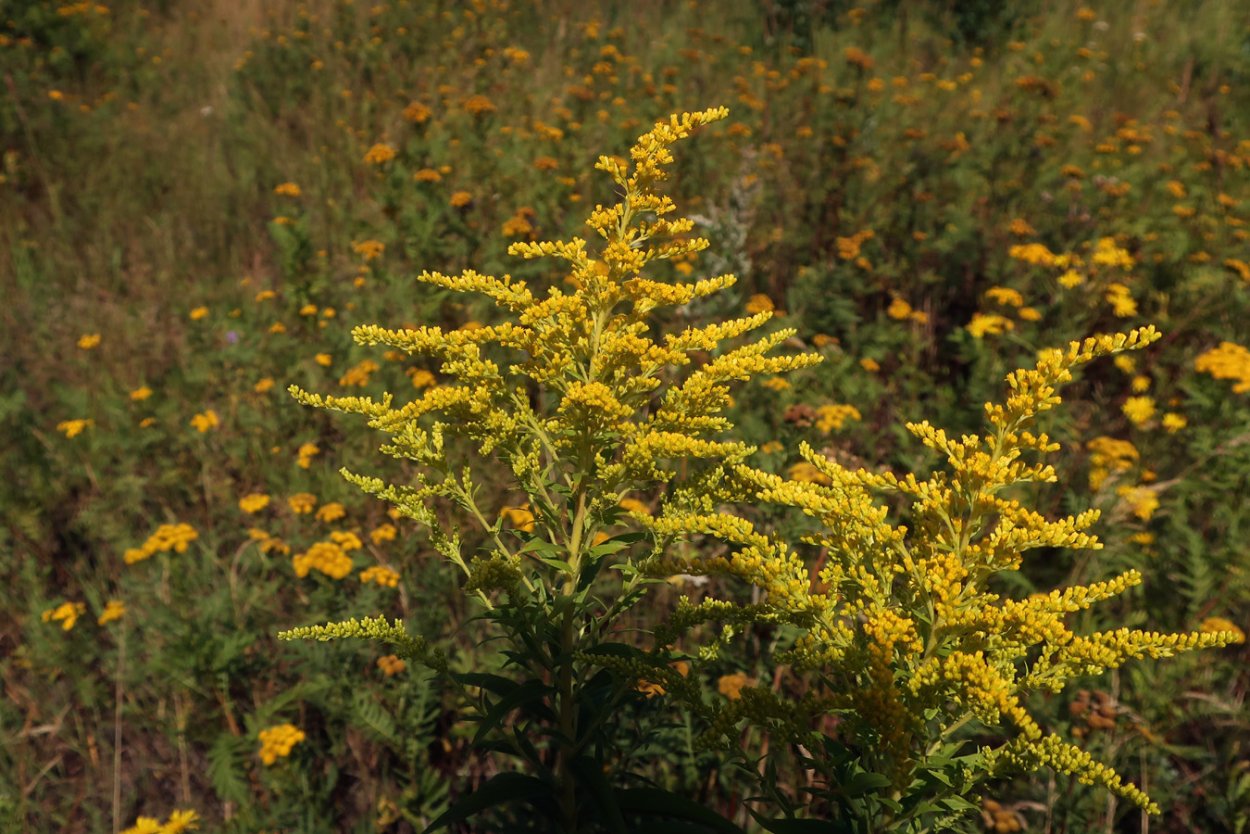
574,756,628,834
842,771,892,797
422,772,552,833
473,679,555,744
755,818,853,834
206,733,249,804
453,672,522,697
617,787,746,833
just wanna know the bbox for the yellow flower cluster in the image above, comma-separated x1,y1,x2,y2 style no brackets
257,723,305,765
238,492,270,513
291,107,819,612
363,143,396,165
315,502,345,523
124,523,198,565
296,441,319,468
42,601,85,630
287,492,316,513
815,403,861,434
1194,341,1250,393
190,409,219,433
370,523,397,544
98,599,126,625
1086,435,1138,490
377,654,406,676
120,809,199,834
360,565,400,587
653,326,1233,810
292,541,353,579
57,418,93,438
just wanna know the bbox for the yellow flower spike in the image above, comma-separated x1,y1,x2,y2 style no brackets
662,324,1227,813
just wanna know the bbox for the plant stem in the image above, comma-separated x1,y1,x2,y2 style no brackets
556,490,588,833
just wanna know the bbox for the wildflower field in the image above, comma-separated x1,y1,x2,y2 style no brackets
3,1,1250,832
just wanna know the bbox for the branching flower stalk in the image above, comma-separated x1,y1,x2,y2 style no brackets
281,107,820,831
647,326,1240,829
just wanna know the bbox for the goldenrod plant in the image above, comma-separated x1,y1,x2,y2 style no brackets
647,326,1240,831
284,107,818,832
283,106,1239,832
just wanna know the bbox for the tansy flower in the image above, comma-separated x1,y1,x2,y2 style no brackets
352,239,385,261
618,497,650,515
636,679,666,698
273,182,301,197
258,723,305,765
130,386,152,401
190,410,219,433
238,493,270,513
299,303,318,317
859,357,880,372
450,190,473,208
339,359,379,387
744,293,775,314
1161,412,1186,432
360,565,400,587
97,599,125,626
370,524,398,544
402,101,431,123
886,296,913,320
966,313,1014,338
717,672,750,700
502,208,535,237
985,286,1025,307
844,47,874,70
378,654,406,676
314,353,332,367
288,493,317,514
1110,282,1140,317
42,601,85,631
292,541,352,579
1121,396,1155,426
815,403,861,434
500,504,536,531
1194,341,1250,392
189,306,209,320
462,94,496,115
1116,485,1159,520
329,530,363,551
57,419,93,438
78,333,101,350
363,143,397,164
123,523,199,564
412,167,441,182
409,368,436,388
1008,218,1036,236
315,502,346,523
254,377,275,393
